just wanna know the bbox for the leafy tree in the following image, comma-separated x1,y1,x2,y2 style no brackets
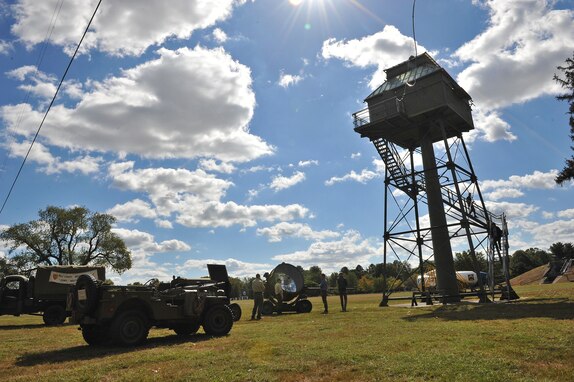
549,242,574,260
510,248,551,277
0,206,131,274
357,275,374,293
304,265,322,286
553,52,574,184
453,251,487,272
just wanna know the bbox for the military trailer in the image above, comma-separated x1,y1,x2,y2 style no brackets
69,264,234,346
0,265,105,325
262,262,312,315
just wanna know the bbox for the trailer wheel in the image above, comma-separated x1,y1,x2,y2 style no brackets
75,274,98,314
43,304,67,325
228,303,242,321
111,309,149,346
261,300,274,315
173,321,201,336
296,299,312,313
81,325,111,346
202,305,233,336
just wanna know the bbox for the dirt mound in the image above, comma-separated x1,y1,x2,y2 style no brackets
510,264,549,286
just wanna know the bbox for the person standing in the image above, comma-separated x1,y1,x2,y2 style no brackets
274,278,283,314
320,273,328,314
251,273,265,320
466,193,475,216
337,272,348,312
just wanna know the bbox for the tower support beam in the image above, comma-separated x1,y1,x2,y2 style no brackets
420,128,460,302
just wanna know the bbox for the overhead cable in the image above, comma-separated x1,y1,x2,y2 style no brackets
0,0,103,217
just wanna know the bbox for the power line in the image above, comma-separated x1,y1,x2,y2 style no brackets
0,0,103,217
0,0,65,182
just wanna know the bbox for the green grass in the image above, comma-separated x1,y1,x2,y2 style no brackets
1,283,573,381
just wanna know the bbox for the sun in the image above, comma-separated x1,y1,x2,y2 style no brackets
288,0,304,5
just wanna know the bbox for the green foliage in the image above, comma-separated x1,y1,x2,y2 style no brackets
453,250,487,272
0,205,131,274
510,248,552,277
549,242,574,260
553,52,574,185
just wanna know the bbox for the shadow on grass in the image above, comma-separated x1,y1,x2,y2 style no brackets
0,322,73,330
402,298,574,321
15,333,220,367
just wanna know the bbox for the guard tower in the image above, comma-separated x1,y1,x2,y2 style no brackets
353,53,516,304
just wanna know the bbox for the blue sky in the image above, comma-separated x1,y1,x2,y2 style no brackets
0,0,573,283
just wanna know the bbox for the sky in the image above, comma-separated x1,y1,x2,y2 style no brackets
0,0,573,284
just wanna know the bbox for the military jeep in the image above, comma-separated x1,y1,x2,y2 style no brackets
69,265,234,346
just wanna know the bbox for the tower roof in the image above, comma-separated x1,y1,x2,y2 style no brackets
365,52,469,102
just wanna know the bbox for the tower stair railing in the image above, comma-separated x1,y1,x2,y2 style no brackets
373,138,411,192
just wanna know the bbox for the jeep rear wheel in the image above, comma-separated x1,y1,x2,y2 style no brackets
81,325,111,346
173,321,201,337
202,305,233,336
43,304,67,325
111,310,149,346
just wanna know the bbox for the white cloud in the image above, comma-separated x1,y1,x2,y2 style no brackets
0,39,11,54
212,28,228,43
325,169,379,186
481,169,559,192
2,46,273,163
175,199,309,228
484,188,524,201
108,227,191,284
278,71,303,88
455,0,572,111
177,257,273,278
272,230,383,273
7,140,102,175
351,152,361,159
485,201,538,220
270,171,306,191
256,222,340,243
298,160,318,167
321,25,429,89
557,208,574,219
199,159,236,174
108,161,309,229
107,199,157,222
11,0,245,56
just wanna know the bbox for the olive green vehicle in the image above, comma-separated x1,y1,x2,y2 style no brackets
69,264,235,346
0,266,105,325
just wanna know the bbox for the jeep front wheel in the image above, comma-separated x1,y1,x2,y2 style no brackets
43,304,67,325
111,310,149,346
202,305,233,336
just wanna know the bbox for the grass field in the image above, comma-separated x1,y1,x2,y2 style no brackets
1,283,573,382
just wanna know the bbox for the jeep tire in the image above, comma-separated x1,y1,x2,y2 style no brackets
228,303,242,321
261,300,274,315
43,304,67,325
81,324,111,346
75,274,98,314
202,304,233,336
111,310,150,346
173,321,201,337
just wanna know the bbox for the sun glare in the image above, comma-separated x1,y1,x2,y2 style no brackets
289,0,303,6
